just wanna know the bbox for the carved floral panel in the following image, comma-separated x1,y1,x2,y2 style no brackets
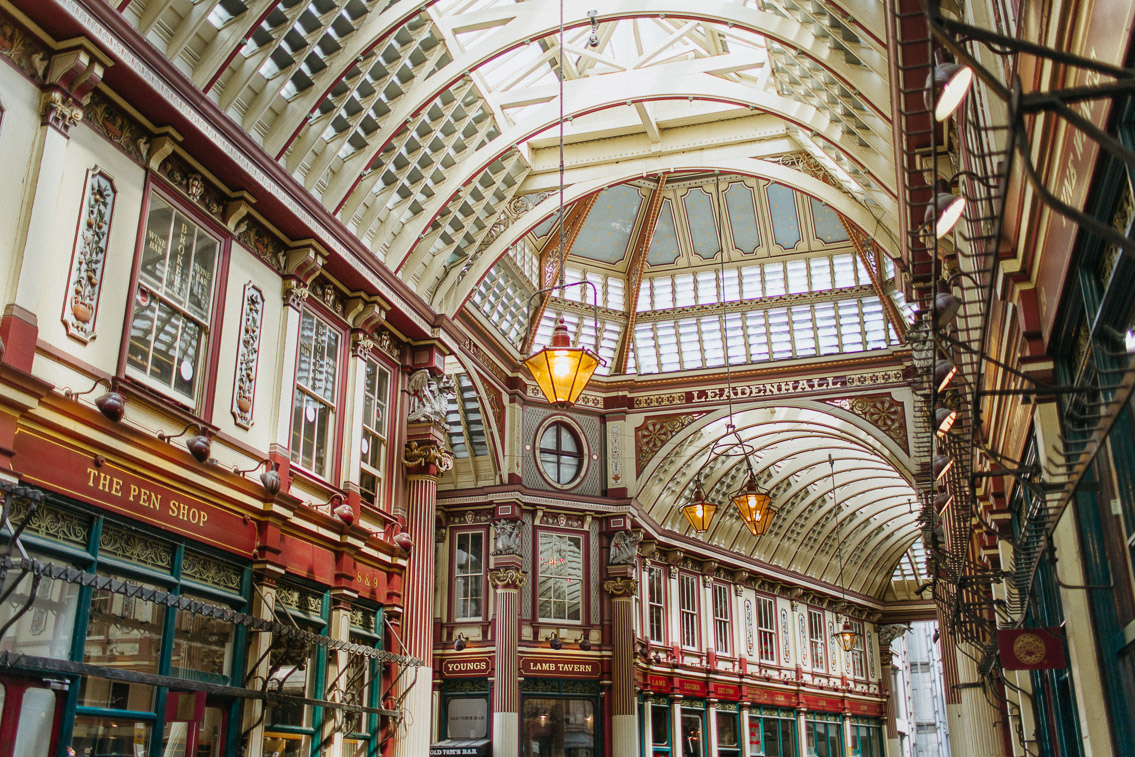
63,169,116,342
231,283,264,428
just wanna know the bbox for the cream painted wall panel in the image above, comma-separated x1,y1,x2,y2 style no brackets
34,122,146,374
0,61,49,304
209,241,282,453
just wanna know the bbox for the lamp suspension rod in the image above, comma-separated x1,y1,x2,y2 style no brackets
556,0,567,290
717,172,738,427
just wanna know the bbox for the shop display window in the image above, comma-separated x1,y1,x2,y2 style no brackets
71,714,152,757
716,705,740,757
850,722,883,757
804,717,843,757
0,550,80,660
522,697,596,757
679,710,704,757
80,572,165,710
748,711,796,757
650,700,670,753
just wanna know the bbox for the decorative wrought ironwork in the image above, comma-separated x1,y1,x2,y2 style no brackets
63,168,116,341
98,523,174,571
181,551,242,592
5,498,89,546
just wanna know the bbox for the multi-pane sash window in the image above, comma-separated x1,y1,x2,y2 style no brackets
808,609,826,670
359,357,390,507
127,193,219,402
291,311,341,478
713,584,732,656
679,574,699,649
454,532,484,620
757,595,777,663
850,620,866,678
647,566,666,644
537,532,583,621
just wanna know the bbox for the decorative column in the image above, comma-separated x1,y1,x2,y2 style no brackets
642,692,654,754
242,565,285,757
951,642,1006,756
671,694,684,753
2,42,104,370
707,699,720,756
398,377,454,757
489,517,526,757
323,588,357,757
605,545,639,757
876,624,907,757
740,704,751,757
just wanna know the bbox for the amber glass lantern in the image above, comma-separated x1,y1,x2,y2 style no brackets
681,481,717,533
733,473,776,536
838,618,861,652
523,317,601,408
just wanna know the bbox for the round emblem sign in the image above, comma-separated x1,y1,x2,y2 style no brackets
1012,632,1046,665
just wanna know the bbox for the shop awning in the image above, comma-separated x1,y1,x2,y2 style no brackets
429,738,491,757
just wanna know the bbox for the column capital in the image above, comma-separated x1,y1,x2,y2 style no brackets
403,438,454,477
604,577,638,596
488,567,528,590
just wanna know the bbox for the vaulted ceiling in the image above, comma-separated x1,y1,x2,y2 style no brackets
120,0,923,597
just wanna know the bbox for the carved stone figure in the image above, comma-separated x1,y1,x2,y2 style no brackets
408,369,454,426
608,530,642,565
492,519,524,555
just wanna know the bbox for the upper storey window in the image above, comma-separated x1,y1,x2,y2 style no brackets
537,532,583,622
127,192,222,405
291,310,342,479
359,357,391,508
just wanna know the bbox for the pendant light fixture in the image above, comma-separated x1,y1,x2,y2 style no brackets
829,454,861,653
679,182,777,538
681,474,717,533
521,0,603,407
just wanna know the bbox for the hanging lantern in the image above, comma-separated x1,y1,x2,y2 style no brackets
681,480,717,533
733,473,776,537
838,618,861,653
523,317,602,408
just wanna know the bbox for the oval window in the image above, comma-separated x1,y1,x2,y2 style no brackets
538,421,584,486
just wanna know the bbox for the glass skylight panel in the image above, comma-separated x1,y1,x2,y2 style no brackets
725,182,761,252
633,324,658,374
677,318,701,369
695,270,719,305
652,277,674,310
815,303,840,355
741,265,763,298
786,259,809,294
855,255,872,283
700,316,725,367
722,267,741,302
838,300,864,352
863,298,889,348
724,313,745,363
606,277,625,311
595,321,622,375
636,285,651,313
790,305,817,357
673,273,695,308
832,253,858,288
809,257,833,290
745,311,770,362
884,256,896,279
768,308,792,359
654,322,681,371
764,262,786,296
